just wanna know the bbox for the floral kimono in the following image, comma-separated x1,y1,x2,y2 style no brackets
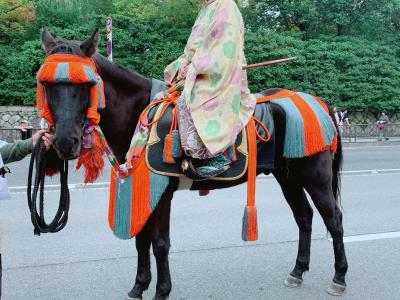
164,0,255,158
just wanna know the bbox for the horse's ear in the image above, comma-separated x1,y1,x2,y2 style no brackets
41,27,56,54
80,28,100,57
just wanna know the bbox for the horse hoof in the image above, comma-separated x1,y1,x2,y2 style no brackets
327,281,346,296
284,274,303,288
125,295,142,300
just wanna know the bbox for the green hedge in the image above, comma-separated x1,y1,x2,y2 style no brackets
0,14,399,111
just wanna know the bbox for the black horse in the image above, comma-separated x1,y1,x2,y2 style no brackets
40,29,348,299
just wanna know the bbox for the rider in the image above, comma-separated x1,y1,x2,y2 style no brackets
164,0,255,178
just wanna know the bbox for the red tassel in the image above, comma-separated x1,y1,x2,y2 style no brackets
199,190,210,196
242,206,258,241
45,167,59,177
76,130,105,183
163,134,175,164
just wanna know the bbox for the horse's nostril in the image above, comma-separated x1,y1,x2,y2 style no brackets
52,137,79,156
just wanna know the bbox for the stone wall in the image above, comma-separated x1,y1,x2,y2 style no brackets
0,106,40,142
0,106,40,128
0,106,399,143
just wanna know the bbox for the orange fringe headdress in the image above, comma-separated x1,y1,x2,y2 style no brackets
36,54,106,126
36,54,107,183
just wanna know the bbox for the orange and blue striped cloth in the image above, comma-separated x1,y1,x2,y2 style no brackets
257,90,337,158
36,54,106,126
108,154,169,239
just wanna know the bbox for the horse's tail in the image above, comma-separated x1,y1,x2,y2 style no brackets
329,108,343,205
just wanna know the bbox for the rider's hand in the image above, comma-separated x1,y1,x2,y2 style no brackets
32,129,54,151
154,91,170,100
177,61,190,81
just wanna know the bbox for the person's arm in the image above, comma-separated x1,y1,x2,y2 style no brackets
384,116,389,124
0,139,33,164
0,130,53,164
163,11,203,84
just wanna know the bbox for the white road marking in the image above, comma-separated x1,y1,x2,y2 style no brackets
9,168,400,192
344,144,400,150
9,181,109,192
329,231,400,243
341,168,400,175
11,187,110,195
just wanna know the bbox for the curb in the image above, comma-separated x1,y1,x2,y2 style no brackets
342,140,400,147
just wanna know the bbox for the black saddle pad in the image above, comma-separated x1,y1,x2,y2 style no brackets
145,101,275,180
146,103,248,180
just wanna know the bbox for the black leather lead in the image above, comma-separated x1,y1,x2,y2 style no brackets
27,139,70,235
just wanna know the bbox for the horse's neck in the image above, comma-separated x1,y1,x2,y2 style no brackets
94,55,152,162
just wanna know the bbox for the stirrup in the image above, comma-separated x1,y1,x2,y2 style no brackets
181,158,230,181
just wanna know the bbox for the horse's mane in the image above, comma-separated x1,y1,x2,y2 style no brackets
48,38,151,91
93,54,151,92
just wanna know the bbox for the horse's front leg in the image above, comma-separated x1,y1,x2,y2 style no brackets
150,190,174,300
127,228,152,299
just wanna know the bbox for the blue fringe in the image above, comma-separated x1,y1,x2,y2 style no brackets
171,130,182,158
226,145,236,161
271,98,305,158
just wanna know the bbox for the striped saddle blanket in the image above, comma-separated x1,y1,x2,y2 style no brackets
257,89,337,158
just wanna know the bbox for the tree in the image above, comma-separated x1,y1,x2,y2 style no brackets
251,0,400,40
0,0,34,43
34,0,113,27
0,1,399,111
256,0,318,33
113,0,198,27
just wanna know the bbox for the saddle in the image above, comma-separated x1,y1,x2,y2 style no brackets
145,97,276,181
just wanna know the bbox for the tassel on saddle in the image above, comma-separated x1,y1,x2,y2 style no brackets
242,118,259,241
163,108,183,164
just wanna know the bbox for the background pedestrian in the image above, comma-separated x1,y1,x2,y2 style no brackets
377,111,389,141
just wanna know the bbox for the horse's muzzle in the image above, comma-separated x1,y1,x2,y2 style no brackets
53,136,80,160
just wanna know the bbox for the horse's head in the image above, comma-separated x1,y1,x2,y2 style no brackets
40,28,100,160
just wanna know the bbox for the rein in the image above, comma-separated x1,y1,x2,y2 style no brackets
27,138,70,235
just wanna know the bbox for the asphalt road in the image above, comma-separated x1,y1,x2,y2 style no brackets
1,144,400,299
6,142,400,187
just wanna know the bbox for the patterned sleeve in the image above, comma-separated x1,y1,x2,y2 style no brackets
191,21,240,76
164,36,198,84
184,20,243,105
164,55,188,84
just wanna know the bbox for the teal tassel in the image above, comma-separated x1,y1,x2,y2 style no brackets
171,130,182,158
226,145,237,161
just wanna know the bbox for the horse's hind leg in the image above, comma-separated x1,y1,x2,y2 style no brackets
303,153,348,295
127,229,152,299
274,170,313,288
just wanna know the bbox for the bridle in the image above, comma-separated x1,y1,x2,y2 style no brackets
28,53,107,235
